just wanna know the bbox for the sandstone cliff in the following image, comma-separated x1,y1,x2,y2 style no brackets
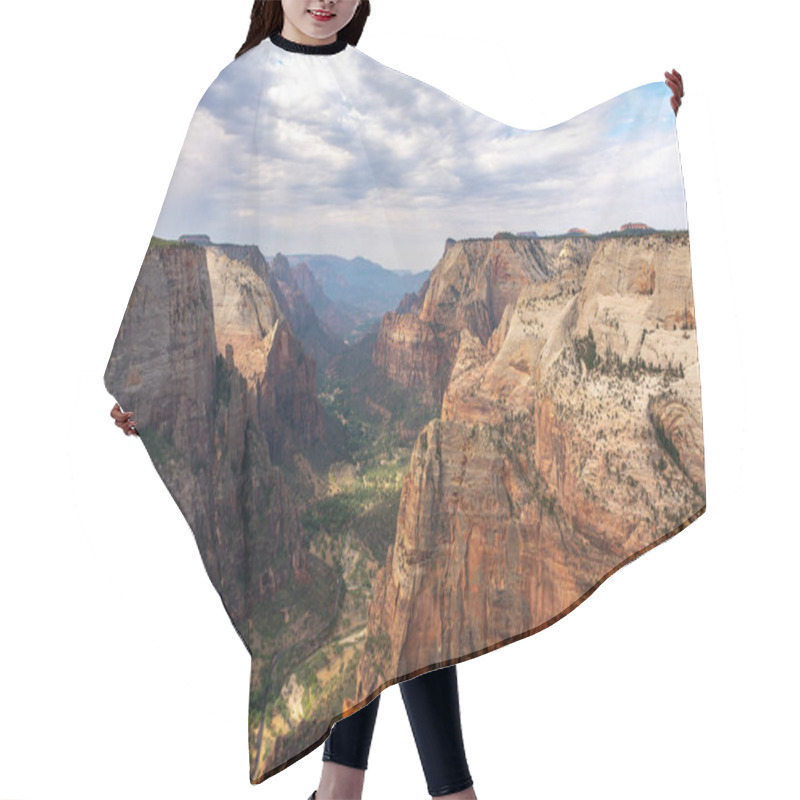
210,244,344,372
355,231,706,695
104,239,325,651
202,246,325,464
372,236,553,406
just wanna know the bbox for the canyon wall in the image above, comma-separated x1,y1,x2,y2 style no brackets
103,239,324,649
356,232,705,694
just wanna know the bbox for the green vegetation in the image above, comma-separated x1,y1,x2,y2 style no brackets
246,553,341,713
363,630,392,665
574,326,598,371
490,410,536,452
572,328,684,381
302,494,363,538
300,471,402,563
352,485,403,562
318,330,439,465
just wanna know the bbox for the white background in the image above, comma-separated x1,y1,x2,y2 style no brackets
1,1,796,798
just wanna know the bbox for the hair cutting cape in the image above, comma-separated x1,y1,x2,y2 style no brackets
104,31,706,785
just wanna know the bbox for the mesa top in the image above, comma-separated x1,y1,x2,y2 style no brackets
104,31,706,784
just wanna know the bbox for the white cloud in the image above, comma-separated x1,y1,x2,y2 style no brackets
154,43,685,271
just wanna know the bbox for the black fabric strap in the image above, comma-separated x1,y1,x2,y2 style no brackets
269,31,348,55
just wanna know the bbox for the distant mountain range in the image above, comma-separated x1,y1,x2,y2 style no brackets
279,253,430,343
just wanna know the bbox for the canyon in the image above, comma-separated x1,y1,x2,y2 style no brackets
104,228,705,779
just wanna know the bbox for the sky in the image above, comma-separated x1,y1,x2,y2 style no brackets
154,39,687,275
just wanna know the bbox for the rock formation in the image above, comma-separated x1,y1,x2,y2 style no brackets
202,245,325,464
355,231,705,696
105,229,706,776
103,239,318,650
268,252,345,371
372,236,553,406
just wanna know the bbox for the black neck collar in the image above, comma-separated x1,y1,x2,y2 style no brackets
269,31,348,55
